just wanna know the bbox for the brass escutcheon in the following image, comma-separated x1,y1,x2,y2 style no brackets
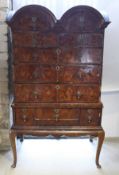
56,48,61,55
55,85,60,90
76,91,81,99
56,65,60,71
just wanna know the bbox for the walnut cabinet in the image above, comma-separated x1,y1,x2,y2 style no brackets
6,5,110,168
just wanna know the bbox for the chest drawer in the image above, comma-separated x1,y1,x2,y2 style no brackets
13,32,57,47
58,48,102,64
13,64,57,82
59,33,103,47
14,107,101,127
14,84,100,103
13,64,101,83
14,84,57,103
59,65,101,83
58,84,100,103
14,108,80,126
80,109,102,126
13,47,57,64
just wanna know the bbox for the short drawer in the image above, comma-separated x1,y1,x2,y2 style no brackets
13,32,57,47
13,64,57,82
14,84,57,103
13,47,57,64
14,108,34,126
80,108,102,126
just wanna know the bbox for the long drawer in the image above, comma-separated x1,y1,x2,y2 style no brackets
13,32,103,47
14,107,101,127
14,84,100,103
13,64,101,83
13,47,102,64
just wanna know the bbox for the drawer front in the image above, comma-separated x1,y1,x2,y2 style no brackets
58,48,102,64
15,108,34,126
13,47,102,64
14,108,80,126
14,107,101,127
80,109,101,126
58,85,100,103
59,33,103,47
13,64,100,83
13,32,57,47
14,84,57,103
14,84,100,103
14,65,57,82
34,108,80,126
13,47,57,64
59,65,101,83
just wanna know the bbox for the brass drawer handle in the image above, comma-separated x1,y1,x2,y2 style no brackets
55,85,60,90
33,91,39,99
22,115,27,122
53,114,59,121
99,112,101,118
88,116,92,123
78,72,82,79
33,70,39,78
54,109,59,113
34,117,40,121
97,73,100,77
76,91,81,99
32,16,37,23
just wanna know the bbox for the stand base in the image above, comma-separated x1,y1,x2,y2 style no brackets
9,127,105,168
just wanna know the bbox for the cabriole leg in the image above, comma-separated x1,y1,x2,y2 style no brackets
9,130,17,168
96,131,105,168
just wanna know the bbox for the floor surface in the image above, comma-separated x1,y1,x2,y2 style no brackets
0,137,119,175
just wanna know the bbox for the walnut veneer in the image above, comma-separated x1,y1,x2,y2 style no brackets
6,5,110,168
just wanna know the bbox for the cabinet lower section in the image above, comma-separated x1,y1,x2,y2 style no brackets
9,127,105,169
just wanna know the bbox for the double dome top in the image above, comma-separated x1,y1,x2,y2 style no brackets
6,5,110,32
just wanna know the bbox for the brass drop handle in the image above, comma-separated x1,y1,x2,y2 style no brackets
97,73,100,77
76,91,81,99
88,116,92,123
34,117,40,121
33,91,39,99
22,115,27,122
32,16,37,23
33,70,39,78
78,72,82,79
53,114,59,121
53,109,60,121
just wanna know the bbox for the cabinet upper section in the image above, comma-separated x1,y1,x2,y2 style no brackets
6,5,110,33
